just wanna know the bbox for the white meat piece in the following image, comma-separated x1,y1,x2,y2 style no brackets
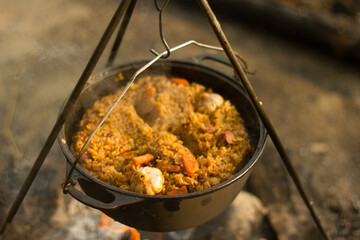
130,167,164,195
197,92,224,113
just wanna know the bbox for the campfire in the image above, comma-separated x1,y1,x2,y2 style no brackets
98,213,140,240
50,191,269,240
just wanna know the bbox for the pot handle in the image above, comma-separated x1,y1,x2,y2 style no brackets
188,53,232,68
186,53,251,75
65,177,143,210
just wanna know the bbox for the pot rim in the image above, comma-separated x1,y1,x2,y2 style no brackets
58,57,267,200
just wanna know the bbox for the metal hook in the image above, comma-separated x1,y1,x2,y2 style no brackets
153,0,171,59
154,0,162,11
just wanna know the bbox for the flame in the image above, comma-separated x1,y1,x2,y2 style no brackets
98,212,140,240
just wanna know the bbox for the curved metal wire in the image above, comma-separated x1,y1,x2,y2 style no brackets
63,40,215,192
150,40,253,75
154,0,162,10
62,39,253,192
154,0,171,59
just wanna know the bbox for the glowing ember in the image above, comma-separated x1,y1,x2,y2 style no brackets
97,213,140,240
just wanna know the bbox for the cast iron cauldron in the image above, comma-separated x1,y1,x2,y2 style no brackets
58,54,267,232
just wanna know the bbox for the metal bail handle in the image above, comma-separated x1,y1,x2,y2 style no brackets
153,0,171,59
62,40,251,193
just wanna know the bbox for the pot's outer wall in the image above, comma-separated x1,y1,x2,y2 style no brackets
101,170,251,231
59,58,267,232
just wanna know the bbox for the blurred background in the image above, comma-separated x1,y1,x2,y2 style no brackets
0,0,359,239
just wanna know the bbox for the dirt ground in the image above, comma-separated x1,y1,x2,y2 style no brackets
0,0,359,239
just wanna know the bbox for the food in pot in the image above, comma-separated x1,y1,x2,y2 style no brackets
130,166,164,195
73,74,253,195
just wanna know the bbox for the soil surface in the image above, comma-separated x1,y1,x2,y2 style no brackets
0,0,359,239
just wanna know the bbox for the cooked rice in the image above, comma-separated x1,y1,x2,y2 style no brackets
73,74,252,195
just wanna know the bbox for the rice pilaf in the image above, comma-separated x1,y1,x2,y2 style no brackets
73,74,252,195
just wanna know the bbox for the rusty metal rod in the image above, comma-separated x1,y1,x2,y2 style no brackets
196,0,332,239
0,0,134,238
106,0,137,67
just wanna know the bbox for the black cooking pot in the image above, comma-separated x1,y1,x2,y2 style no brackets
58,54,267,232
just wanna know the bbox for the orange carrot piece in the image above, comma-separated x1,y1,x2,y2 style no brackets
118,72,124,80
182,154,198,176
132,154,154,166
167,186,188,196
171,77,189,86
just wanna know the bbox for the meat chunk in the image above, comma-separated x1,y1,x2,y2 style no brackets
197,93,224,113
130,167,164,195
134,86,160,126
